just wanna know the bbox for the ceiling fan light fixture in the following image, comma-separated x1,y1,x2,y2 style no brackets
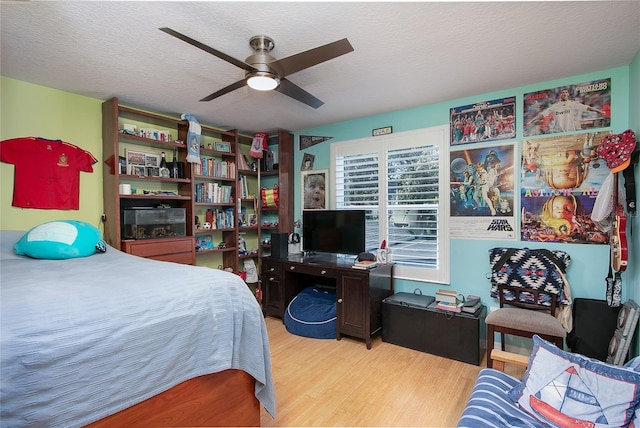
246,71,280,91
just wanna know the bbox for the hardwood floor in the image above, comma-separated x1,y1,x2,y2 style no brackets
259,316,524,427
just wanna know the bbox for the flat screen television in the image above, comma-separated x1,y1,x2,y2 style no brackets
302,209,366,255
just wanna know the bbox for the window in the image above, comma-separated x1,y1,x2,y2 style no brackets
331,126,450,284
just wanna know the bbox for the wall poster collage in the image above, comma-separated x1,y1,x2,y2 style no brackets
449,77,613,244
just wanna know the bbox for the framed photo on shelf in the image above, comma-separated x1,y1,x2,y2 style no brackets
126,149,146,166
248,213,258,226
301,169,328,210
147,166,160,177
215,142,231,152
144,153,160,168
130,165,146,177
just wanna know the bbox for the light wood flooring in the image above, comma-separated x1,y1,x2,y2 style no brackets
259,316,524,427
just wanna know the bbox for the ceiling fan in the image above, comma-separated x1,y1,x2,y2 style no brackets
159,27,354,109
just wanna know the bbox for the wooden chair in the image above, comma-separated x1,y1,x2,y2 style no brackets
486,284,565,368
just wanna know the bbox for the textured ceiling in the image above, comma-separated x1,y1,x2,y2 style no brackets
1,1,639,135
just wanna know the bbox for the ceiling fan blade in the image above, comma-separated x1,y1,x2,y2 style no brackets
159,27,256,72
270,38,354,77
200,79,247,102
276,78,324,109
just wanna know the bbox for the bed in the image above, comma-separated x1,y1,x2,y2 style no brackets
0,230,276,427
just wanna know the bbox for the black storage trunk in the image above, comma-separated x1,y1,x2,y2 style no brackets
382,292,486,365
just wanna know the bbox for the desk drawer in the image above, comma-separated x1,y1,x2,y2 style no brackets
285,263,336,278
263,262,282,278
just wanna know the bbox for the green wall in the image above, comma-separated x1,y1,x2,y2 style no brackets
0,76,103,230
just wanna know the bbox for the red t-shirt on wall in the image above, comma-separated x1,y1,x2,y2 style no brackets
0,137,97,210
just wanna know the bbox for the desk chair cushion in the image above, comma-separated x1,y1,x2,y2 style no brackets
486,307,566,338
509,335,640,427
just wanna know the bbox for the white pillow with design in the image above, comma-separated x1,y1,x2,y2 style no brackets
508,335,640,427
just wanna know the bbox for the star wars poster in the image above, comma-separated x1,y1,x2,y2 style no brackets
450,97,516,146
521,131,610,244
523,78,611,137
450,143,517,239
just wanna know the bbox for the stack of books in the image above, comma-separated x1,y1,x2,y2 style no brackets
435,288,463,312
435,288,459,304
461,295,483,315
352,260,378,270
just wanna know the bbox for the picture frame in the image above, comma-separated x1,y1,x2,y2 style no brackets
144,153,160,168
126,149,146,166
147,166,160,177
300,153,315,171
248,213,258,226
301,169,328,210
126,149,146,176
130,165,146,177
215,141,231,153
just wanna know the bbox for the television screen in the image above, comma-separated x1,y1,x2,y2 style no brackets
302,210,366,255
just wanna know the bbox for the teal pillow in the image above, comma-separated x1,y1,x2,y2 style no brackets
14,220,104,259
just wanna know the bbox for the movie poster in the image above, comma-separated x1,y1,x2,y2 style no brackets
523,78,611,137
450,143,517,240
521,131,611,244
450,97,516,146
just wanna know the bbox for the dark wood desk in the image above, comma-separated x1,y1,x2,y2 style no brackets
261,254,393,349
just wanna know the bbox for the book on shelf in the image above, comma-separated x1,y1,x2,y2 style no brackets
352,260,378,270
435,301,464,313
436,288,459,304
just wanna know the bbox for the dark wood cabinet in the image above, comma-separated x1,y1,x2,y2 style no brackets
262,259,284,317
261,255,393,349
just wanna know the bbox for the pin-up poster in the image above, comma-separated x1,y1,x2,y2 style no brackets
450,97,516,146
523,78,611,137
521,131,611,244
450,143,517,239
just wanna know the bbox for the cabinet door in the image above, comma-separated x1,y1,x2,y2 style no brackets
337,272,369,339
262,261,284,317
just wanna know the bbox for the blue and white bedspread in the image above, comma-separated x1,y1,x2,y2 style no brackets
457,369,545,428
0,231,276,427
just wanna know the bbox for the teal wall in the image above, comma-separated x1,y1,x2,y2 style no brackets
293,65,639,319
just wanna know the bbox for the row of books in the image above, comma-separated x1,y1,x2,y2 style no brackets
194,183,233,204
434,289,482,314
194,157,236,179
238,154,254,171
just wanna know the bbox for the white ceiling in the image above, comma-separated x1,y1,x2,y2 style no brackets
1,1,639,135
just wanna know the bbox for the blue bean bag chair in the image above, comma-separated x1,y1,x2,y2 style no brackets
284,287,337,339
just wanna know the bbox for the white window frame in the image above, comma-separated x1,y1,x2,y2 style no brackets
330,125,450,284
